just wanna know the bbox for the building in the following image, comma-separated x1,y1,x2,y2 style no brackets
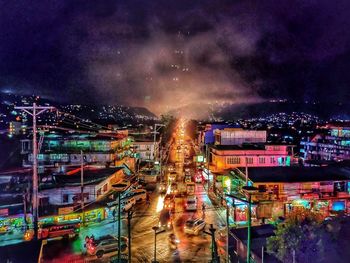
230,224,278,263
21,131,133,167
39,167,126,207
225,164,350,222
198,123,239,145
132,140,160,161
8,121,25,136
210,144,295,172
300,125,350,162
214,128,266,145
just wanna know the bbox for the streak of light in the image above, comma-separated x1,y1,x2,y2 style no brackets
156,195,165,212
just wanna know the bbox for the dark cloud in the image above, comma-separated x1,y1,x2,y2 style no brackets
1,0,350,114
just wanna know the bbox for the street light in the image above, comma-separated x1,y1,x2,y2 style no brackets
151,226,166,263
242,185,258,263
223,196,236,263
203,224,220,263
112,182,129,263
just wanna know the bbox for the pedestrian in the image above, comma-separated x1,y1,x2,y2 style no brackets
146,193,150,205
112,209,116,221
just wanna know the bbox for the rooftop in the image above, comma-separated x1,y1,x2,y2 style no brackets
54,167,124,186
230,224,279,262
239,165,350,183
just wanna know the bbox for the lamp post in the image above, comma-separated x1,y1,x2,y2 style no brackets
224,197,235,263
242,186,258,263
203,224,220,263
112,182,129,263
152,226,166,263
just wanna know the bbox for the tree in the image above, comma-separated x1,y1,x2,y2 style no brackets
267,208,324,263
267,209,350,263
160,114,177,144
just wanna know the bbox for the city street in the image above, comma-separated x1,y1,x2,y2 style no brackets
38,121,228,263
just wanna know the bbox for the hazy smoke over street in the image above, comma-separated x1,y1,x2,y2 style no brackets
2,0,350,116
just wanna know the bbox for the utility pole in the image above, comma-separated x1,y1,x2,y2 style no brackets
127,210,134,263
15,103,55,240
226,204,230,263
206,144,210,192
80,150,85,225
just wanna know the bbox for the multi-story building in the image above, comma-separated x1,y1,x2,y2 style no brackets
21,131,133,167
132,139,160,161
198,123,239,145
214,128,266,145
210,144,295,172
300,125,350,162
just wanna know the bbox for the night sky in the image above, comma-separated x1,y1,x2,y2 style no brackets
1,0,350,114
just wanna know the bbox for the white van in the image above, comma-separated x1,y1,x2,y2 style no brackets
130,189,147,202
121,197,136,212
185,195,197,211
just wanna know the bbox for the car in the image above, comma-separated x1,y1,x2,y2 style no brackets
129,189,147,202
170,182,178,196
163,195,175,211
184,218,206,235
158,209,173,230
159,183,167,194
120,197,136,212
195,175,202,183
86,235,128,258
168,172,177,182
184,159,192,166
185,195,197,211
184,175,192,183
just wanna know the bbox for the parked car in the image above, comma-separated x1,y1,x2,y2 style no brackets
185,195,197,211
120,197,136,212
85,235,128,258
184,218,206,235
125,189,147,202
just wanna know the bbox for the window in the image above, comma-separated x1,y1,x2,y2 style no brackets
97,189,102,197
103,184,108,192
270,157,275,164
62,194,69,203
246,157,253,164
258,157,266,164
227,157,241,164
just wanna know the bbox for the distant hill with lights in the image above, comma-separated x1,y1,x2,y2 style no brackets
168,100,350,121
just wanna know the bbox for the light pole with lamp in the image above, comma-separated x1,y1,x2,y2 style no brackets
242,185,258,263
112,182,129,263
151,226,166,263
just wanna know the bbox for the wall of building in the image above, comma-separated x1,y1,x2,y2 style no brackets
211,145,293,171
215,129,266,145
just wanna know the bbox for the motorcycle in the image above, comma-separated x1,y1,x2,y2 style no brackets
168,233,180,250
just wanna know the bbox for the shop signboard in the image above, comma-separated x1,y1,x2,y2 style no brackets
58,206,74,215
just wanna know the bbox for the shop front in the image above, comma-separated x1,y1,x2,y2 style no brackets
285,199,311,214
39,207,106,226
